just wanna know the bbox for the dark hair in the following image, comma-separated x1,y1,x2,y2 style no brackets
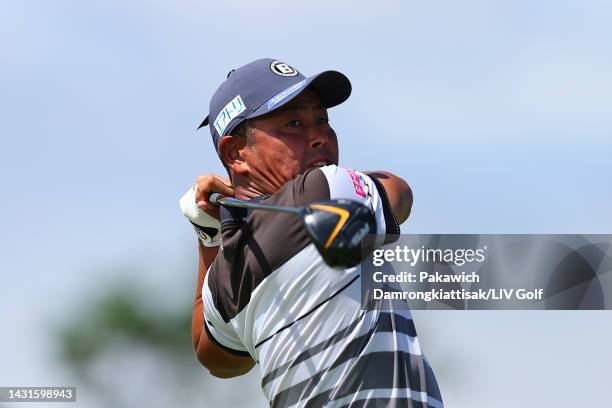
221,120,255,177
231,120,255,143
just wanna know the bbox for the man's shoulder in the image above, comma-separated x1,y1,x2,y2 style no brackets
266,167,330,207
269,165,373,207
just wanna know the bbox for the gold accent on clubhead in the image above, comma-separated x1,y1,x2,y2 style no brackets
309,204,350,250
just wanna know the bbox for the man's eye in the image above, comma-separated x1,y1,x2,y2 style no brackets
318,117,329,125
287,120,303,128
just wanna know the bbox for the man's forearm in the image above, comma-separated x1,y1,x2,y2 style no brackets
192,241,219,350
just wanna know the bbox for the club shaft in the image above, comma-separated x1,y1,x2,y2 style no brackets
209,193,301,215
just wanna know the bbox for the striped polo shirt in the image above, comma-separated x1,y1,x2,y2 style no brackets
202,165,443,408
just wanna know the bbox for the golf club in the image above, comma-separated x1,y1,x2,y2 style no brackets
209,193,377,268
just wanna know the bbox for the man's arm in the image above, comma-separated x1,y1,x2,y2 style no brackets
191,242,218,350
184,173,255,378
366,171,413,225
192,241,256,378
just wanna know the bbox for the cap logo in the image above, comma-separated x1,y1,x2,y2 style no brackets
213,95,246,136
267,80,307,110
270,61,298,77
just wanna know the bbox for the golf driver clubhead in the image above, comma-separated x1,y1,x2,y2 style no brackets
301,200,377,268
209,194,377,268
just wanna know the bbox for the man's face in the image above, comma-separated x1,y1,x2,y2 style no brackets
240,88,339,193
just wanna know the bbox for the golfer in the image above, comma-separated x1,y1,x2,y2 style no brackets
180,58,443,407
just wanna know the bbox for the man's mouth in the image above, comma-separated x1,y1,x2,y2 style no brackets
307,159,331,169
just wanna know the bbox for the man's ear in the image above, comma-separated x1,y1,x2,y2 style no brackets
219,136,249,175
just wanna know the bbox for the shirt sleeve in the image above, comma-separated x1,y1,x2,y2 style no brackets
300,165,400,242
202,272,251,357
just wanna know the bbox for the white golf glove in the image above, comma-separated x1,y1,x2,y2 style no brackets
179,185,221,247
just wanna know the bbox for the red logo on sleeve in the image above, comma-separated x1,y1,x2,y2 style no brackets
347,169,366,198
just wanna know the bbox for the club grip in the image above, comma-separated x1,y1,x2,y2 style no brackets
209,193,225,205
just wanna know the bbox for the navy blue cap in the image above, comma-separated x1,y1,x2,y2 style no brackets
198,58,351,153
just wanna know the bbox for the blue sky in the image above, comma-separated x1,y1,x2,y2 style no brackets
1,1,611,407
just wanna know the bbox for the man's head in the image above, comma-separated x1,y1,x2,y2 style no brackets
199,58,351,194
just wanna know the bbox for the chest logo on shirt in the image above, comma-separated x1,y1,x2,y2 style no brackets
347,169,366,198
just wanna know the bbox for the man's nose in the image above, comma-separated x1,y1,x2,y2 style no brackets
308,126,329,148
